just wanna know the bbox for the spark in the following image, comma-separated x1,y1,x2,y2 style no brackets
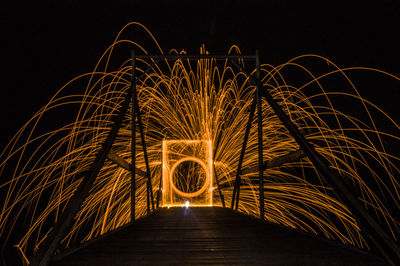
1,22,400,263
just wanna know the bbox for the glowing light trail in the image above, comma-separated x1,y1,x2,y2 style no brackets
1,22,400,263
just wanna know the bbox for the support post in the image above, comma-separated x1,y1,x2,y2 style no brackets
231,95,256,210
213,165,225,208
146,183,150,214
132,73,155,214
130,50,136,222
212,127,226,208
255,50,264,221
131,56,160,214
156,172,162,208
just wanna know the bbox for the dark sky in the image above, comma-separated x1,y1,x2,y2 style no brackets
1,0,400,147
1,2,400,263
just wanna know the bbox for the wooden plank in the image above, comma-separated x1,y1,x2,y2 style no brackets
51,207,386,265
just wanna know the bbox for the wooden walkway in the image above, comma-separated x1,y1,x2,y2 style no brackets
51,207,386,265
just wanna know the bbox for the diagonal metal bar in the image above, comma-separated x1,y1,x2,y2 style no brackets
231,94,257,210
31,85,133,266
106,148,146,177
132,55,155,214
131,54,160,216
213,166,225,208
131,52,161,219
231,59,400,265
240,149,305,175
212,120,227,208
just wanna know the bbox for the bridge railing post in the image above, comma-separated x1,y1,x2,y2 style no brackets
212,120,226,208
156,171,162,208
213,165,225,208
230,94,256,210
131,53,155,214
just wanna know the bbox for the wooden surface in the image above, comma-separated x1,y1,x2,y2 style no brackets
51,207,386,265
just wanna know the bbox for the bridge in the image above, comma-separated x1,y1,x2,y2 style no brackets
3,53,399,265
51,207,384,265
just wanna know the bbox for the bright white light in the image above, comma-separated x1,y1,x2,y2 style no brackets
185,201,190,208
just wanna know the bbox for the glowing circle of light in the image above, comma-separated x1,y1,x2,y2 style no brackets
169,156,210,198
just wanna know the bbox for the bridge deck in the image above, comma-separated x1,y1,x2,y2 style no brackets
51,207,386,265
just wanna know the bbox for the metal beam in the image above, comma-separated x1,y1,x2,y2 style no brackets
213,165,225,208
135,54,256,60
212,118,227,208
132,52,155,214
231,96,257,210
241,149,305,175
106,149,146,177
156,172,162,208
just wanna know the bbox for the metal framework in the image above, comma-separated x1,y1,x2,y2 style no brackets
30,53,400,266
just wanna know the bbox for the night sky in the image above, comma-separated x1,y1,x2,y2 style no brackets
1,1,400,147
1,1,400,264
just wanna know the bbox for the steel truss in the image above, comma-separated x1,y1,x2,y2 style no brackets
31,53,400,266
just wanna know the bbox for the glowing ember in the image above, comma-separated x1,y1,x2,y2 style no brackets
1,22,400,262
